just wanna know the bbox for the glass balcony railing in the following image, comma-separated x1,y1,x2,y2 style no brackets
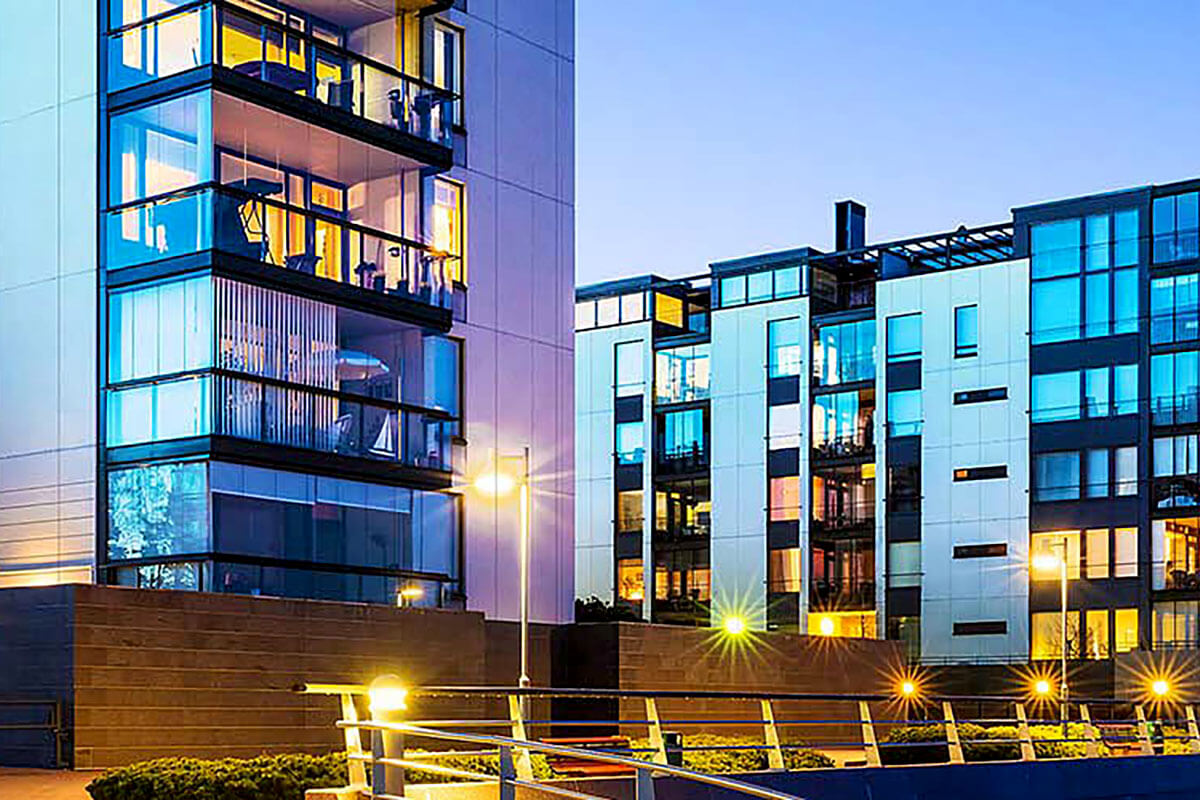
106,1,457,148
811,500,876,533
107,371,455,472
106,184,462,312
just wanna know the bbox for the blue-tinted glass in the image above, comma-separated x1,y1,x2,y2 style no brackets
663,409,704,455
1084,273,1109,338
1085,215,1110,270
655,345,710,403
1035,452,1080,501
1180,194,1200,260
108,375,211,445
108,461,209,560
775,267,801,298
887,389,922,436
1154,197,1176,263
1084,367,1109,418
107,189,214,270
1114,364,1138,416
1179,275,1200,342
886,314,921,361
1031,219,1081,278
721,276,746,306
109,275,213,382
109,91,212,205
615,421,644,465
769,318,803,377
1113,268,1138,335
108,5,213,90
1086,449,1109,498
615,341,644,397
1114,209,1139,267
748,271,773,302
1031,276,1080,344
109,0,193,27
1032,371,1080,422
423,336,460,415
1152,277,1176,344
1152,353,1176,425
955,305,978,356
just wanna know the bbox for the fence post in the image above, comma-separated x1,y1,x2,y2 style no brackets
761,699,785,770
507,694,535,780
1079,704,1100,758
1011,703,1034,761
340,692,368,788
636,766,657,800
1187,706,1200,755
1135,705,1154,756
858,701,881,768
498,745,516,800
942,702,964,764
371,728,386,800
645,697,668,765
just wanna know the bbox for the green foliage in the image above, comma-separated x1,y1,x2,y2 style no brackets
631,734,834,773
402,750,555,783
85,753,349,800
880,722,1109,765
574,596,642,622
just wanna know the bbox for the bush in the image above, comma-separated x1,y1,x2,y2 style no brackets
631,734,834,773
880,722,1108,765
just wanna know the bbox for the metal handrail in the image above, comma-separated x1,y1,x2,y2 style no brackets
347,719,802,800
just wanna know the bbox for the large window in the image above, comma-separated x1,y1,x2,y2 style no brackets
769,476,801,522
1151,350,1200,425
110,91,211,205
617,558,644,602
1031,609,1112,660
1033,365,1137,423
576,293,645,331
954,305,978,358
1155,517,1200,589
768,318,803,378
109,276,213,382
1034,452,1080,501
716,265,803,308
886,389,922,437
614,341,644,397
886,313,921,362
431,178,464,282
660,408,705,459
1032,370,1080,422
812,389,874,457
767,403,801,451
108,375,211,446
615,421,644,465
1154,600,1199,648
887,541,921,588
1151,273,1199,344
1153,192,1199,263
107,460,209,560
655,344,710,404
1030,211,1138,344
813,319,875,385
616,490,643,535
768,547,802,593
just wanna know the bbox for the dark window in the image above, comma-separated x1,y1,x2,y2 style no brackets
953,620,1008,636
953,465,1008,482
954,305,978,358
954,543,1008,559
887,463,921,513
954,387,1007,405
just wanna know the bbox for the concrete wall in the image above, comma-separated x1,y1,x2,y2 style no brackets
0,0,98,590
448,0,576,624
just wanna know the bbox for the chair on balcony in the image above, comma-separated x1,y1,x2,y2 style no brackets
326,79,355,112
285,253,321,274
214,193,266,262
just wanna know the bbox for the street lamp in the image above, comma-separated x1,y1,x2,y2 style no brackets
1032,542,1069,733
475,447,532,689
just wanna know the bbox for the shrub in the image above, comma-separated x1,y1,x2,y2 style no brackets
880,722,1108,765
86,753,349,800
631,734,834,773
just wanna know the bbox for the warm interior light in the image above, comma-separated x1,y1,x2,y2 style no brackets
1153,679,1171,697
723,616,747,636
368,674,409,715
397,587,424,605
819,616,836,636
628,589,644,601
475,471,517,497
1034,679,1052,696
1032,553,1061,573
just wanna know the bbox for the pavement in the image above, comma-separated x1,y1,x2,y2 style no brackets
0,769,97,800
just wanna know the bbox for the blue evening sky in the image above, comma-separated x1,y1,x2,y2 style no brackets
575,1,1200,285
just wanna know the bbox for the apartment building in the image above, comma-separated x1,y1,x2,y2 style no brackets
0,0,574,623
577,181,1200,663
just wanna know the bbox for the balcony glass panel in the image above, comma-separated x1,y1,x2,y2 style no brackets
106,2,456,147
654,344,710,404
812,389,874,458
106,186,460,310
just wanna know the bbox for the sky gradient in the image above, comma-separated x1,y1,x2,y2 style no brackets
575,0,1200,285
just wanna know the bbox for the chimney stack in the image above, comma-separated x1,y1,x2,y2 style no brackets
835,200,866,251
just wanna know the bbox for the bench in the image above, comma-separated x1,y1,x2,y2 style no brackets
540,736,635,776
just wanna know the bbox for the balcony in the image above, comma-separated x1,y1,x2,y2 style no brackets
107,1,457,157
107,371,456,473
106,184,463,317
812,428,874,460
811,500,876,534
810,579,876,610
654,443,709,476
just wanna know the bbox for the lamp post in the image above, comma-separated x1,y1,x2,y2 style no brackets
475,447,532,688
1033,540,1069,734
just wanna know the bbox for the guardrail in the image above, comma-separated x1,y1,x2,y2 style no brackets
296,681,1200,800
0,699,67,768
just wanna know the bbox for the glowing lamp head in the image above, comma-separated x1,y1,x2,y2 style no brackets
1032,554,1061,573
1034,679,1052,697
723,616,747,636
1153,679,1171,698
398,587,424,601
818,616,835,636
368,674,409,716
475,471,517,497
899,680,916,698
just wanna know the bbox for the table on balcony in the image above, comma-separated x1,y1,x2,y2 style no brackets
231,60,310,93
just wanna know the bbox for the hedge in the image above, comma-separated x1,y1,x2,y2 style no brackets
86,736,833,800
880,722,1109,765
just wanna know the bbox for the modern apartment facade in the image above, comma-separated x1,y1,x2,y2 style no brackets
577,180,1200,663
0,0,574,623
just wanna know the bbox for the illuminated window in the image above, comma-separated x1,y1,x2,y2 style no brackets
1085,528,1109,579
1085,610,1110,659
1114,527,1138,577
432,178,464,282
1156,518,1200,589
768,548,802,593
887,541,920,588
1154,600,1199,648
617,558,644,603
769,476,800,522
807,610,876,638
1031,610,1080,659
616,490,643,535
654,293,684,327
1114,608,1138,653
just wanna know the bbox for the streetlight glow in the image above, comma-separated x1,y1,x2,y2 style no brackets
368,674,409,715
1032,553,1061,573
474,470,517,497
1153,679,1171,697
723,616,747,636
1035,679,1052,697
818,615,835,636
900,680,916,698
